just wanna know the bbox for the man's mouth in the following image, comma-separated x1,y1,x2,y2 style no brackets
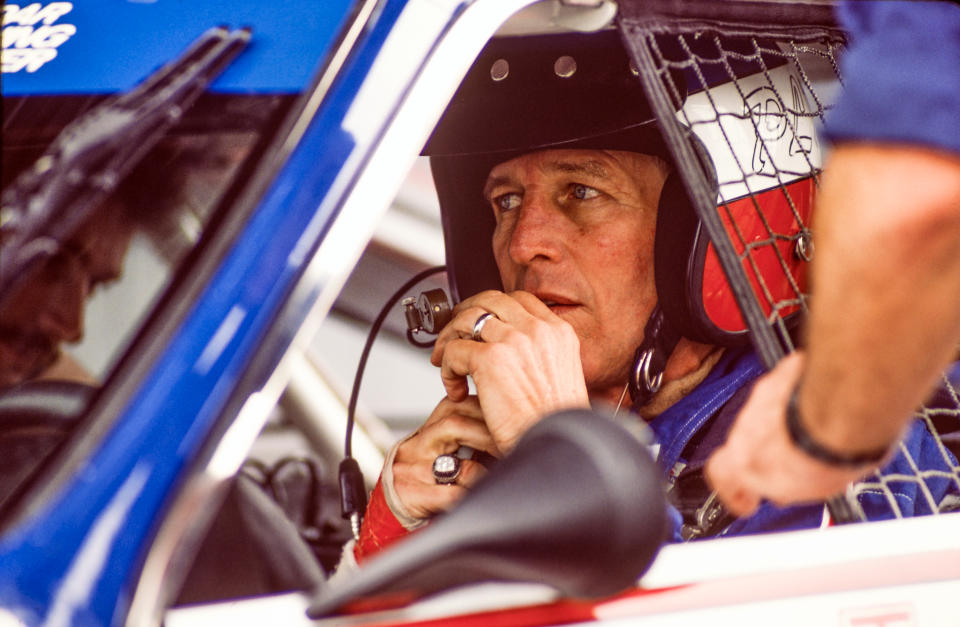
536,294,580,312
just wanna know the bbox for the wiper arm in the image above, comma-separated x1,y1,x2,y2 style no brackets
0,25,251,297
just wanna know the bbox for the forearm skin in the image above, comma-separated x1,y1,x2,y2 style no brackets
801,144,960,454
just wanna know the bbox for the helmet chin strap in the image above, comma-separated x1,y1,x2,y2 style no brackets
629,304,681,410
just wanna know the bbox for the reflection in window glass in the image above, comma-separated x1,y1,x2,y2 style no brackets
0,94,292,501
0,131,256,388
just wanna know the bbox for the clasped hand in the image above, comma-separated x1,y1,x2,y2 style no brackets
392,290,590,519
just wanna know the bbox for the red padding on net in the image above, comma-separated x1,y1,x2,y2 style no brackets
702,177,815,334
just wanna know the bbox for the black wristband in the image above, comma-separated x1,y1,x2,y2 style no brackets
785,381,889,467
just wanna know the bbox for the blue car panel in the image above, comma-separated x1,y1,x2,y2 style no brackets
0,0,436,624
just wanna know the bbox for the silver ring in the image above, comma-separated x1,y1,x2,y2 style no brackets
433,454,461,484
472,312,496,342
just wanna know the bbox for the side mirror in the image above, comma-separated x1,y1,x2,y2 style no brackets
308,409,668,617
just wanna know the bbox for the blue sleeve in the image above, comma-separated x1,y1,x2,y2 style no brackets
665,502,684,543
824,0,960,155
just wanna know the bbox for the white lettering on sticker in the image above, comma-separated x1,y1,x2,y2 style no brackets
1,2,74,73
3,3,73,26
1,47,56,72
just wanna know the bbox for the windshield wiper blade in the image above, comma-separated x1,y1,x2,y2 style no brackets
0,25,251,297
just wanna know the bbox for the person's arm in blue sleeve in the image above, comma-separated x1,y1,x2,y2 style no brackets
707,0,960,514
827,0,960,156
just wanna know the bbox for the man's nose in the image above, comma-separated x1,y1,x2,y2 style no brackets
507,194,563,266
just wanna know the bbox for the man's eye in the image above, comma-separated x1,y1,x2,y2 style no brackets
495,193,522,211
571,184,600,200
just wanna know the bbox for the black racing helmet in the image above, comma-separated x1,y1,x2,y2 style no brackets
422,29,722,333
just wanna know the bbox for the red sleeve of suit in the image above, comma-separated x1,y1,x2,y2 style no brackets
353,476,414,564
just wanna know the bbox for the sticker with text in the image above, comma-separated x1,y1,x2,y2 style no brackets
2,3,75,73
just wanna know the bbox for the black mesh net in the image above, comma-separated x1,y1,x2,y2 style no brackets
618,2,960,525
850,370,960,519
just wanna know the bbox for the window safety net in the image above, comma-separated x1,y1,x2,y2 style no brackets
618,1,960,525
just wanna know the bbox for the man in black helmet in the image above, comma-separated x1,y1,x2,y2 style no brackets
349,145,731,563
404,147,718,508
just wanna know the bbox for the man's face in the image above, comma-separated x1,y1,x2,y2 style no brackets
0,203,133,388
485,149,668,395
